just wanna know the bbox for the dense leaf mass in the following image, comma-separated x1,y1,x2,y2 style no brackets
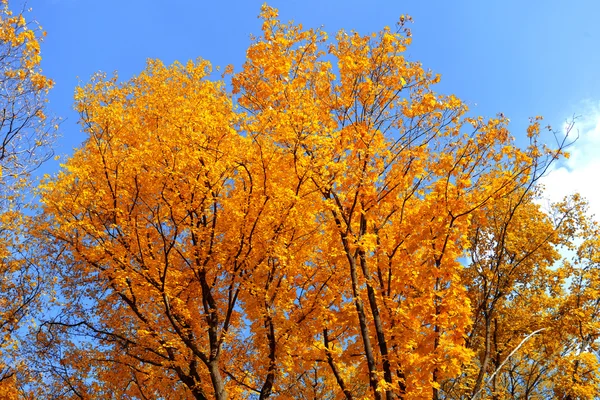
1,3,599,400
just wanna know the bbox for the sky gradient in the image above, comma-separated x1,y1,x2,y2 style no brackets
27,0,600,217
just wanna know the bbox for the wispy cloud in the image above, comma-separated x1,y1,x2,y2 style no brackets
539,102,600,220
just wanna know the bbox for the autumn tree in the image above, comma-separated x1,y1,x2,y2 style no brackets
442,185,573,399
36,58,326,399
0,0,54,396
34,5,594,400
549,195,600,400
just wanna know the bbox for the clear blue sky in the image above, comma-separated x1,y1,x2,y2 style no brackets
26,0,600,212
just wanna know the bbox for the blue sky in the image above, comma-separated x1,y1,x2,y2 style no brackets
27,0,600,216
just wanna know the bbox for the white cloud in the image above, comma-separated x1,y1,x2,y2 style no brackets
538,102,600,220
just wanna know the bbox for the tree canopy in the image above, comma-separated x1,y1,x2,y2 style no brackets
0,3,598,400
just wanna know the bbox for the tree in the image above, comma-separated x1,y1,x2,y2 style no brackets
442,186,575,399
550,195,600,400
0,0,54,396
36,5,593,400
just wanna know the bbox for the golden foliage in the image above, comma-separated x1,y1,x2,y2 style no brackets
30,5,598,400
